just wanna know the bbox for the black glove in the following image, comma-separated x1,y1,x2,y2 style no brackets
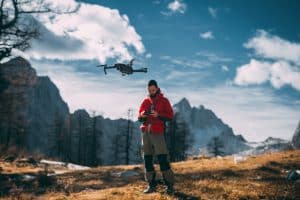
138,116,147,122
157,115,172,122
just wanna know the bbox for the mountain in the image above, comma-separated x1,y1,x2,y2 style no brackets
0,57,293,166
172,98,295,157
172,98,251,156
0,57,69,155
0,57,142,166
237,137,293,156
292,121,300,149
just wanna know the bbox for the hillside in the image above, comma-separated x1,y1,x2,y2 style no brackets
1,150,299,200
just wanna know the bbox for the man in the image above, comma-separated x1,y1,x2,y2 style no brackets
138,79,175,194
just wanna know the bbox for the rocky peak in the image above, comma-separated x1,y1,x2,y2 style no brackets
264,137,286,144
236,134,247,143
0,57,37,86
174,97,192,113
172,97,251,155
198,105,205,110
0,57,70,155
73,109,90,118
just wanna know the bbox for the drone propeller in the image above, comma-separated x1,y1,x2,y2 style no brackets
97,64,107,67
129,59,135,67
97,64,108,75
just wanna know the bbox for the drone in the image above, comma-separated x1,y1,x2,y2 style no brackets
97,59,147,76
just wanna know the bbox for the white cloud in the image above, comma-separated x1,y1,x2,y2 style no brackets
196,51,232,62
160,53,231,70
164,70,210,84
234,59,300,91
235,59,271,85
152,0,161,5
160,55,211,68
270,62,300,89
26,0,145,63
235,30,300,91
222,65,229,71
200,31,214,40
145,53,152,59
208,7,217,18
167,0,187,14
244,30,300,64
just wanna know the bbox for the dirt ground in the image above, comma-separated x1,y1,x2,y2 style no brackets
1,150,299,200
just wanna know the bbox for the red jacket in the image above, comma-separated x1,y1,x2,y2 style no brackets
138,89,174,134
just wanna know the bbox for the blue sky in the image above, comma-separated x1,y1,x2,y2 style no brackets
19,0,300,142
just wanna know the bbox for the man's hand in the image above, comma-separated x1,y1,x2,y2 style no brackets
141,110,148,118
150,110,158,117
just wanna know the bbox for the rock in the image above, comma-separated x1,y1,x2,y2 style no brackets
4,155,16,162
233,155,247,164
286,170,300,181
21,174,36,181
110,170,139,178
9,187,23,195
0,57,37,86
16,157,38,167
35,187,46,195
37,172,57,187
0,174,9,181
120,170,140,177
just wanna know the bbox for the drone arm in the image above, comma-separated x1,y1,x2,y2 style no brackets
132,68,147,73
105,66,117,69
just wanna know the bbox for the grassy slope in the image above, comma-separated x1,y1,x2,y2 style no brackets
1,150,299,200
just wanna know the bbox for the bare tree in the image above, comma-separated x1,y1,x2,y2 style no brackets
63,115,72,163
0,0,79,61
208,136,225,157
112,122,127,165
77,112,83,164
91,111,103,166
52,111,64,158
125,108,133,165
165,113,190,162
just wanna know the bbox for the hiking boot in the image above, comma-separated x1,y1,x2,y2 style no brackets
144,171,156,193
161,169,175,195
165,184,174,195
143,183,156,193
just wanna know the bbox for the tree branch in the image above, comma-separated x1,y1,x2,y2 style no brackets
1,0,19,30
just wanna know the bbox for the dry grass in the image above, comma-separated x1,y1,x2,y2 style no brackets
1,149,299,200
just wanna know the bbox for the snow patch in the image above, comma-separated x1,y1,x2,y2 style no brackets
40,159,90,170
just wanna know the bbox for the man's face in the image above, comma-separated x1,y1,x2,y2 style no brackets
148,85,158,97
